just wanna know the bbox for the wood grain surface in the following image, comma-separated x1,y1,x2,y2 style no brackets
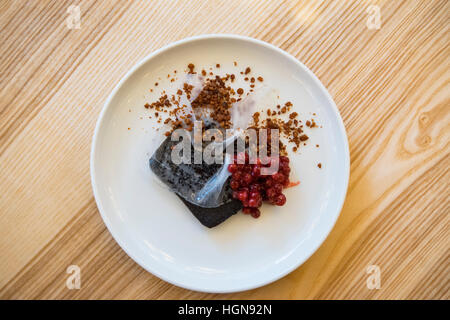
0,0,448,300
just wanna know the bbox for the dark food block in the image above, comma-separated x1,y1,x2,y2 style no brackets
178,195,242,228
149,132,242,228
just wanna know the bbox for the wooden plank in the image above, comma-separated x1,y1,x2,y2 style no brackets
0,0,448,299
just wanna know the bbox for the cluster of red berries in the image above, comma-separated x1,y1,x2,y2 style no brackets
228,152,291,218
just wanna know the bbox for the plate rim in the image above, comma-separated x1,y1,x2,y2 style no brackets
90,34,350,293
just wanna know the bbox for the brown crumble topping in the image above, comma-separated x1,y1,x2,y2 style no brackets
299,134,308,141
289,112,298,119
143,62,319,152
191,76,234,129
187,63,195,74
306,119,317,128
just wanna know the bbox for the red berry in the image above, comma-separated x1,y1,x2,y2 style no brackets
230,179,240,190
250,192,262,206
256,198,263,207
248,198,259,207
232,171,242,180
272,172,285,183
274,193,286,206
281,166,291,176
242,173,252,185
237,190,248,202
251,208,261,218
249,184,260,192
266,187,277,199
264,178,274,188
280,156,289,163
273,183,283,194
252,165,261,178
228,163,238,173
242,207,252,214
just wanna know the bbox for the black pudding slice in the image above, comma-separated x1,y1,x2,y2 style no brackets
149,133,242,228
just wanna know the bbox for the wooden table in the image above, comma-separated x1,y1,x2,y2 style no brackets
0,0,448,300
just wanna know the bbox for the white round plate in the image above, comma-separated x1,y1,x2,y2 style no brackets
91,34,349,293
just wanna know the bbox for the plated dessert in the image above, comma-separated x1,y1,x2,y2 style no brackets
146,63,318,228
91,34,349,292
